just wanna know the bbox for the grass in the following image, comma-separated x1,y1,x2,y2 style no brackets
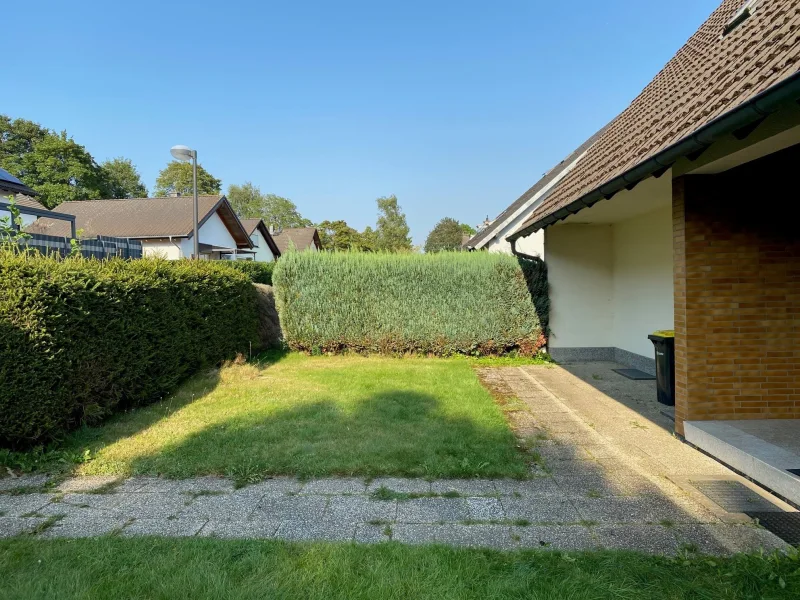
17,352,527,482
370,486,462,501
1,537,798,599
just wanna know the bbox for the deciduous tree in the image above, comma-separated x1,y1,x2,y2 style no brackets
154,161,221,197
425,217,465,253
100,157,148,198
375,195,412,252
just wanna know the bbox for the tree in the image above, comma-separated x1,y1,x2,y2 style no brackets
154,161,221,197
460,222,476,236
262,194,312,230
317,220,378,251
227,182,265,218
360,226,378,252
375,195,412,252
425,217,465,253
0,115,110,208
100,157,148,198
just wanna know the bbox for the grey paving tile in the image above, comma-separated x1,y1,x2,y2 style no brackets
396,498,468,523
367,478,431,495
136,477,234,494
59,493,123,511
594,525,681,555
537,445,594,462
0,516,47,537
112,493,189,519
500,497,580,523
179,493,260,521
0,475,50,492
254,496,328,522
434,524,516,549
512,525,598,550
325,496,396,523
431,479,497,496
114,477,158,493
40,514,128,538
300,478,367,495
573,496,705,524
233,478,302,498
56,476,121,493
493,478,561,498
0,494,54,517
466,497,504,521
276,520,355,542
674,523,790,555
122,518,206,537
355,523,392,543
199,519,280,539
391,524,438,545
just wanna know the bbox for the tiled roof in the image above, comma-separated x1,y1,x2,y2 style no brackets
466,126,607,248
272,227,320,253
516,0,800,234
25,195,251,247
0,167,37,196
240,218,282,257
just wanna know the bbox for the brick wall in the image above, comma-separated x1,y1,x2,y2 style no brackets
672,145,800,434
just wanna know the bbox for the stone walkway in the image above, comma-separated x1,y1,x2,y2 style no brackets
0,362,794,554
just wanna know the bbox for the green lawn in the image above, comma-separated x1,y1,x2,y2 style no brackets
1,537,797,599
45,352,528,481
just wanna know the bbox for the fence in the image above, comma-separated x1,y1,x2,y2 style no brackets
17,233,143,259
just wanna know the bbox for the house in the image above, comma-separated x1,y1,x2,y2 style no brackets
465,128,606,256
1,169,77,236
505,0,800,500
271,227,321,253
240,219,281,262
26,195,255,260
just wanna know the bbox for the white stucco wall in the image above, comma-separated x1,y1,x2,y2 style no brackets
485,225,544,257
249,230,276,262
142,240,183,260
180,211,240,259
610,206,674,357
545,224,613,348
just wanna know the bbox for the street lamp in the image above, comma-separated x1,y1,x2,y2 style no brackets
170,145,199,259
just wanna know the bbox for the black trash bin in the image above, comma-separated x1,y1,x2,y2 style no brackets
648,332,675,406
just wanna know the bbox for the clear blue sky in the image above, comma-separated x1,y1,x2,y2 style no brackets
6,0,720,244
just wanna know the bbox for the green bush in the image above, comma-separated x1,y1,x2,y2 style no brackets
273,251,547,356
0,251,260,448
219,260,275,285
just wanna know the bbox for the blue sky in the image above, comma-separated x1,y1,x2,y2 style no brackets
5,0,720,244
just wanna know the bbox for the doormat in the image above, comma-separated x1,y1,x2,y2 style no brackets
691,480,783,513
787,469,800,477
612,368,655,380
744,511,800,546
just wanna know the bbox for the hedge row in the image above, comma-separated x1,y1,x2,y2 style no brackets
220,260,275,285
273,251,547,356
0,251,260,447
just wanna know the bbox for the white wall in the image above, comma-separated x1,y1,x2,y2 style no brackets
180,211,240,259
486,224,544,256
142,240,183,260
249,230,276,262
545,224,614,348
611,206,674,357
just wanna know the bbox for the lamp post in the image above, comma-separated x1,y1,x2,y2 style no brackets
170,145,199,259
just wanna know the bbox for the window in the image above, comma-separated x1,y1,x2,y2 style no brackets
723,0,757,37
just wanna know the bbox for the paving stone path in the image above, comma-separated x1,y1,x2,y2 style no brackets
0,362,793,554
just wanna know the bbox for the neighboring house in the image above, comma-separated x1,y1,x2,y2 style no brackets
271,227,321,253
505,0,800,451
26,195,254,260
465,128,606,257
1,169,41,228
240,219,281,262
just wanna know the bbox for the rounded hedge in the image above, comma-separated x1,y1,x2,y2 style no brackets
0,251,260,448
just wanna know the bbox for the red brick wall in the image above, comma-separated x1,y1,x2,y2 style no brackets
673,145,800,434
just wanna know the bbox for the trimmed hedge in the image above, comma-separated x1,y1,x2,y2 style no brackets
0,251,260,447
273,251,547,356
219,261,275,285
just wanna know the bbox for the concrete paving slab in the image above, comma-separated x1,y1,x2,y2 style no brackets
0,475,50,492
573,496,701,524
673,523,791,554
396,498,468,523
391,524,438,545
366,478,431,495
254,496,328,522
493,478,561,498
59,493,123,511
430,479,497,496
466,497,504,521
199,519,280,539
500,497,580,523
40,514,128,538
326,496,397,523
300,478,367,495
112,493,188,519
0,494,54,517
433,524,515,549
233,478,302,498
122,518,206,537
354,523,392,543
512,525,597,550
276,520,356,542
593,525,681,554
0,516,47,537
56,476,120,493
179,493,260,521
135,477,234,494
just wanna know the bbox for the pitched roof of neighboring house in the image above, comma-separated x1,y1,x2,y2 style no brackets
511,0,800,238
25,195,252,247
240,218,282,257
271,227,321,253
0,167,37,196
465,127,607,249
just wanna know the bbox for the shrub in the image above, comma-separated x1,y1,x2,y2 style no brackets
273,251,547,356
253,284,283,349
219,260,275,285
0,251,260,448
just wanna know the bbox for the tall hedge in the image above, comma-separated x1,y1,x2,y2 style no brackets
219,260,275,285
273,251,547,356
0,251,260,447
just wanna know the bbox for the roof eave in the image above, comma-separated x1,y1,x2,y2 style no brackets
508,70,800,241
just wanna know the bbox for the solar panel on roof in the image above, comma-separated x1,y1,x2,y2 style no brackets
0,167,24,185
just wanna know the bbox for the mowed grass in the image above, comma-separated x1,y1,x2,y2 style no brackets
1,537,798,600
57,352,527,481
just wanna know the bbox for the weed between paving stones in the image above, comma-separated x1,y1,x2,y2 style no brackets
370,486,465,501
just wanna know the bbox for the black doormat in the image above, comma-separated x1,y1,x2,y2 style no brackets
691,480,784,512
745,511,800,546
612,368,656,380
787,468,800,477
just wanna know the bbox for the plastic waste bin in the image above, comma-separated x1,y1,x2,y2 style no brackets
648,331,675,406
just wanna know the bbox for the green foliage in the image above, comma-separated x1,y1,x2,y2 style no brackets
273,251,547,356
0,252,260,448
219,260,275,285
0,196,30,244
317,220,375,251
227,182,264,218
99,157,148,198
460,222,476,236
228,183,312,230
154,161,222,197
0,115,109,209
375,195,412,252
425,217,465,253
